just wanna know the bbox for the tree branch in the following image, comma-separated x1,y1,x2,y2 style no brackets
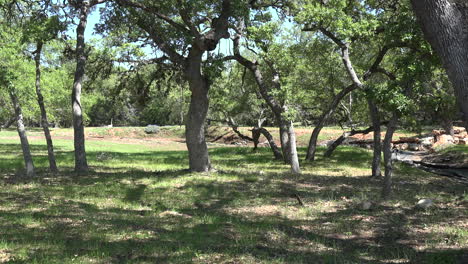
115,0,191,35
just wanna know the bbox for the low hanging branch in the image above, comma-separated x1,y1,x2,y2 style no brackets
324,121,389,157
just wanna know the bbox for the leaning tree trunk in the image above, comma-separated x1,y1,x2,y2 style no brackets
252,127,283,160
9,89,35,177
382,115,398,199
185,49,211,172
35,41,58,173
368,99,382,178
411,0,468,131
72,3,90,173
305,84,358,161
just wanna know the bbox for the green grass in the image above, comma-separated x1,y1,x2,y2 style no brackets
0,128,467,263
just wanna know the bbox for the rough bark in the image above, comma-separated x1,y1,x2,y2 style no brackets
34,41,58,173
9,90,35,177
382,115,398,199
72,3,89,173
411,0,468,131
368,99,382,178
185,47,211,172
252,127,283,160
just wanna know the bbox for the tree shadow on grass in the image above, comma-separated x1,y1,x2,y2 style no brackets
1,172,466,263
0,142,467,263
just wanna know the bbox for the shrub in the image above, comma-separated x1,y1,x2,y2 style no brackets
144,125,160,134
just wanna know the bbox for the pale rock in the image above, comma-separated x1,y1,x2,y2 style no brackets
453,126,466,134
436,134,454,144
416,198,434,209
420,137,434,147
408,143,420,151
457,131,468,138
159,211,192,218
400,143,409,150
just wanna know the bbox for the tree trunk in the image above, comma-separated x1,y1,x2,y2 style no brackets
411,0,468,131
368,99,382,178
232,49,299,171
287,121,301,174
252,127,283,160
442,118,454,137
72,3,89,173
9,89,35,177
278,119,301,173
279,119,292,164
35,41,58,173
252,127,261,150
324,131,351,157
382,115,398,199
305,84,358,161
185,48,211,172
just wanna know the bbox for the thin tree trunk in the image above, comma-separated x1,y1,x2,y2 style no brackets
368,99,382,178
185,49,211,172
9,89,35,177
232,38,299,171
411,0,468,131
304,28,395,162
288,121,301,174
382,115,398,199
305,84,358,161
35,41,58,173
252,127,261,150
72,3,89,173
279,119,292,164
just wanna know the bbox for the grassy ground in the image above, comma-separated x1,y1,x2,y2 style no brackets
0,127,467,263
